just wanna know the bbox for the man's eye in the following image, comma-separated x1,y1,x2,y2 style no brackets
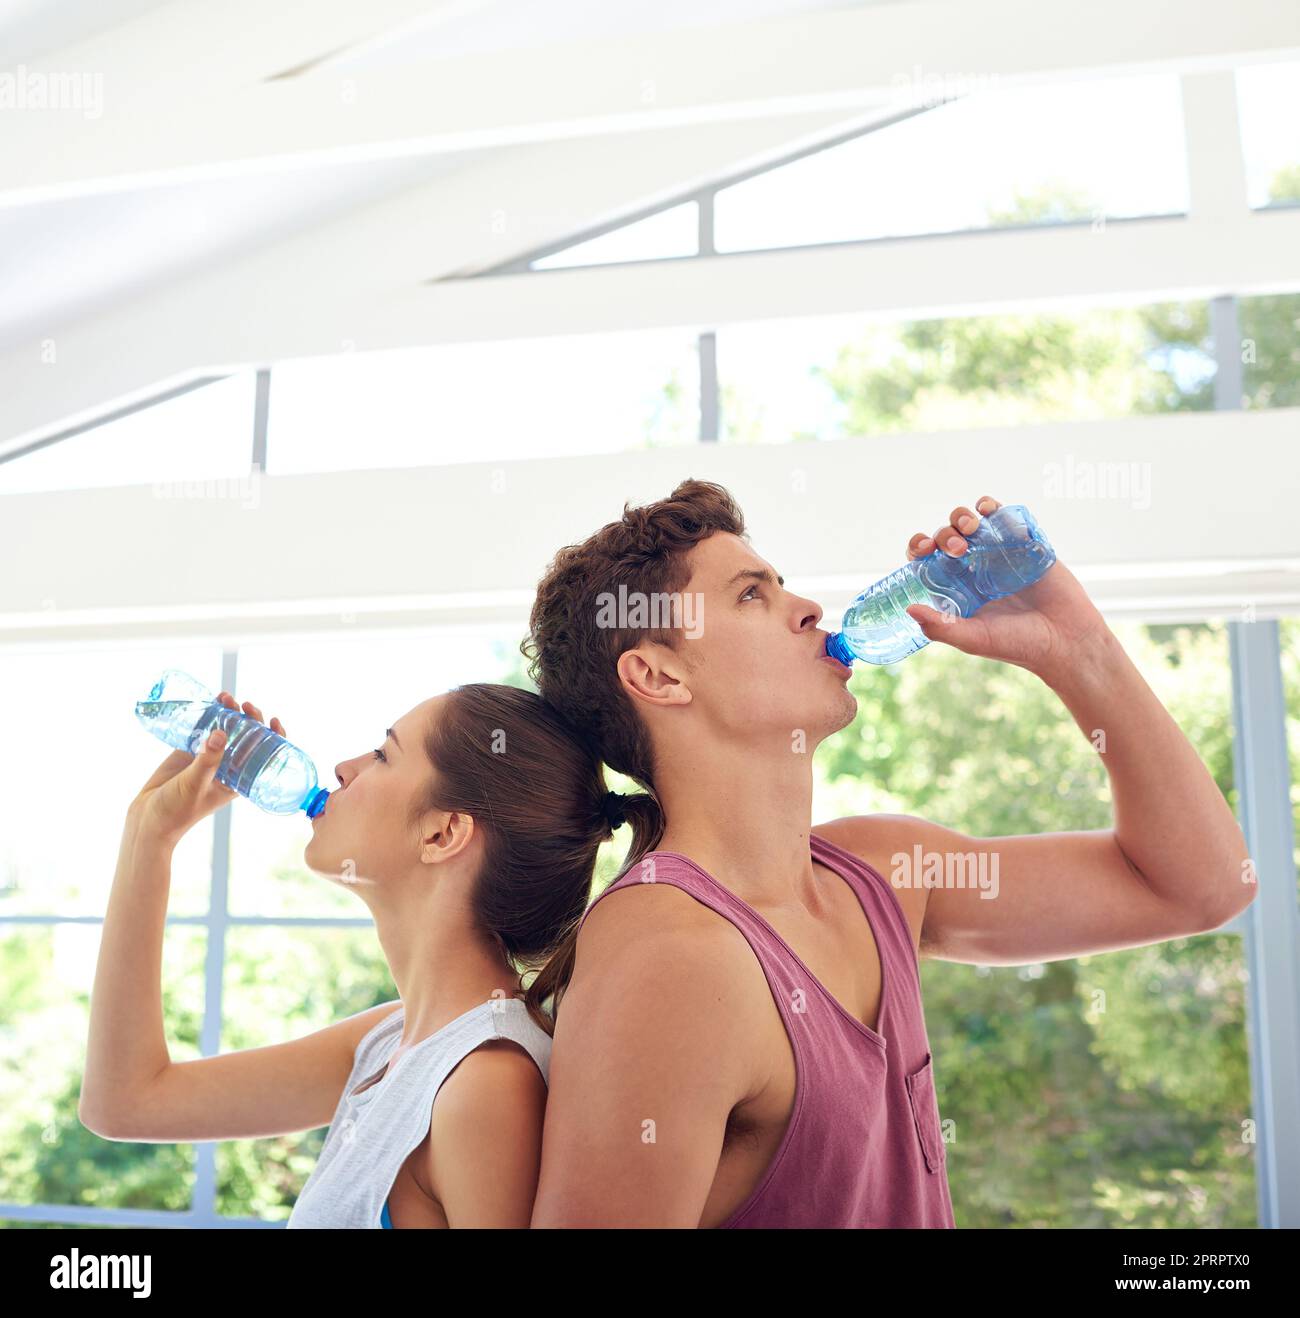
741,585,760,602
372,748,388,763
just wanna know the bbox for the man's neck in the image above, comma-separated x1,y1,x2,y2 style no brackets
653,746,819,907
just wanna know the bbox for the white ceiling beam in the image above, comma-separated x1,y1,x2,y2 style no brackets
4,0,453,96
4,407,1297,648
5,0,1298,206
0,0,174,67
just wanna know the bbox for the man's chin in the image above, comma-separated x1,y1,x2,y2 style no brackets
780,693,857,748
824,687,859,735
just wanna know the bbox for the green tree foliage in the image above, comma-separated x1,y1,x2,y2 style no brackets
1268,162,1300,203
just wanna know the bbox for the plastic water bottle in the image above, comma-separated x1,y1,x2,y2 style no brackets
135,669,330,817
825,503,1056,666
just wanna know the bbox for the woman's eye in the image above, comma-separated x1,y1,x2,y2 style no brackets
372,748,387,763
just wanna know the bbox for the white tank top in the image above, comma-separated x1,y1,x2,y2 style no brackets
286,995,552,1229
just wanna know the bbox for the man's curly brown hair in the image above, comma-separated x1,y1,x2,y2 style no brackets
517,478,747,1016
521,477,747,787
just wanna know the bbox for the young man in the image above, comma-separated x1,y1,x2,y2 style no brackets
521,480,1254,1228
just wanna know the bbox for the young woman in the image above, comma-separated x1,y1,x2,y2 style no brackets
80,681,625,1228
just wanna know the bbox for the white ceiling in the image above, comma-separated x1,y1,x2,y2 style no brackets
0,0,171,63
0,0,868,356
0,152,477,355
319,0,870,72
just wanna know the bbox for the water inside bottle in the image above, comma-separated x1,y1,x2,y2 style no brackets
832,505,1054,665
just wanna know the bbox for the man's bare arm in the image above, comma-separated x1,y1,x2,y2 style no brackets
820,814,1237,967
818,623,1255,966
1027,624,1254,921
881,500,1255,948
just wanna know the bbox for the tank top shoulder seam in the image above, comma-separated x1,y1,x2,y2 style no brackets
424,1000,548,1071
487,997,551,1044
355,999,522,1073
580,858,716,923
485,1000,552,1081
594,845,900,946
809,829,916,956
356,1004,404,1053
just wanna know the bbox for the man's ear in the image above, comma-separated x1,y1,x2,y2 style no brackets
616,643,694,710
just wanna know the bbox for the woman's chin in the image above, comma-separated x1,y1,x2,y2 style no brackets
302,838,340,878
303,842,370,890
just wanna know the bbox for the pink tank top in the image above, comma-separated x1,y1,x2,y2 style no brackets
576,830,955,1228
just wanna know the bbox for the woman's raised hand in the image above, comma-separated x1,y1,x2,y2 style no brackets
131,692,286,844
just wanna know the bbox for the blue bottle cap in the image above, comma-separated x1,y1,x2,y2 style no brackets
304,788,330,819
825,632,856,666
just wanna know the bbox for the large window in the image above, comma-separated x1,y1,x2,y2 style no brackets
1239,293,1300,410
0,643,223,1218
1235,61,1300,209
0,923,208,1216
530,202,699,270
714,74,1188,253
264,330,703,474
712,298,1221,444
0,645,222,919
467,71,1201,279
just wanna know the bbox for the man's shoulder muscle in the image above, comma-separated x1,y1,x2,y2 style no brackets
568,876,771,1089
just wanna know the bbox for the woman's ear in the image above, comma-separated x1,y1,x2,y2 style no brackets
419,808,476,866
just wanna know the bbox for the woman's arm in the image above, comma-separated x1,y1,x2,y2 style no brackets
78,692,400,1142
78,806,178,1132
